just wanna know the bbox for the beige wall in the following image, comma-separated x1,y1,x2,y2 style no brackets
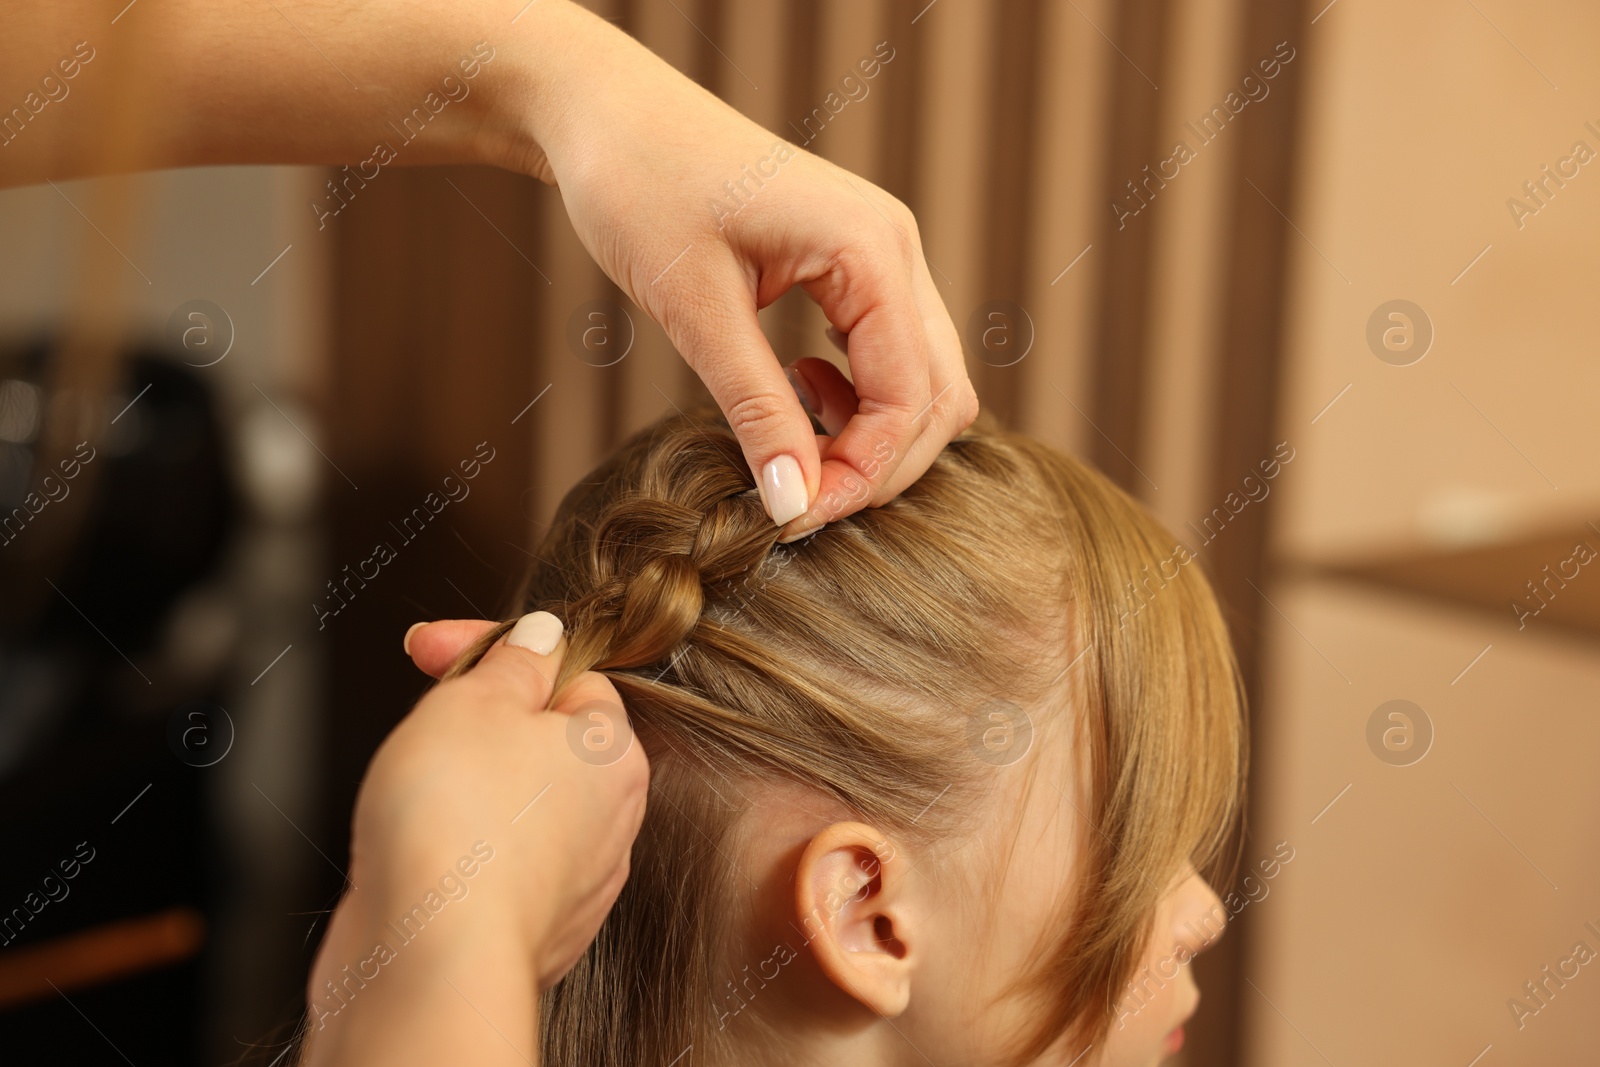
1249,581,1600,1065
1245,1,1600,1063
1277,0,1600,560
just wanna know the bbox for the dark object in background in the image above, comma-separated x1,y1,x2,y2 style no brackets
0,341,237,1065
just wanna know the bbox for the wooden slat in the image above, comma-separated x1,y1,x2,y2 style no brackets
723,1,793,366
772,0,822,368
618,0,709,433
1015,0,1109,457
1085,0,1173,496
532,175,612,530
816,0,886,185
1139,0,1243,536
975,0,1043,428
875,0,924,212
911,0,993,408
1185,1,1313,1065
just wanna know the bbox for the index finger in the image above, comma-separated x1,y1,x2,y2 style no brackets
407,618,500,678
792,238,973,532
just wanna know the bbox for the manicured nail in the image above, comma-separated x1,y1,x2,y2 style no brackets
778,519,824,544
761,455,809,526
403,621,426,656
507,611,564,655
785,363,819,415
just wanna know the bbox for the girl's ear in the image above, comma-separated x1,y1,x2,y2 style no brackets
794,821,917,1017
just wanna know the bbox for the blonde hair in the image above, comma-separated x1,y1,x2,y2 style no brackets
454,410,1244,1064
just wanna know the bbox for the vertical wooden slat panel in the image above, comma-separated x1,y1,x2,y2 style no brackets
528,2,622,523
974,0,1043,428
532,182,611,528
876,0,924,213
690,0,728,92
1131,0,1253,1056
1189,2,1311,1065
815,0,885,183
1085,0,1173,497
1015,0,1110,457
723,0,791,355
1141,0,1243,537
726,0,793,361
780,0,892,374
772,0,822,367
619,0,710,428
912,0,993,391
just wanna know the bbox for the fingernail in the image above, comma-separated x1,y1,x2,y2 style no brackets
761,454,809,526
785,363,819,415
507,610,564,655
403,621,426,656
778,519,824,544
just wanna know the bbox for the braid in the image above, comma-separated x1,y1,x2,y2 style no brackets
443,419,780,694
544,415,780,694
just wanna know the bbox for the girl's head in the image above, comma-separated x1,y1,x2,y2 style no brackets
469,411,1244,1066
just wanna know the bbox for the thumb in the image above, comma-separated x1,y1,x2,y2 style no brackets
464,611,567,713
665,259,819,527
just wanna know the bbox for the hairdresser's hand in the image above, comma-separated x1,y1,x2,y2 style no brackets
5,0,973,537
5,0,972,536
302,612,647,1067
510,2,977,537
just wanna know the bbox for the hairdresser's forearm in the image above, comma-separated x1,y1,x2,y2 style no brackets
0,0,614,188
300,896,541,1067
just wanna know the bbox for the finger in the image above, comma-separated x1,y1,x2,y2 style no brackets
466,611,567,713
798,240,934,527
406,619,500,678
859,256,975,507
666,256,819,528
786,357,858,438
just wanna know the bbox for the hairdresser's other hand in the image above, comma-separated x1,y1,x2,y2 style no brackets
404,618,500,678
508,2,977,537
303,613,647,1066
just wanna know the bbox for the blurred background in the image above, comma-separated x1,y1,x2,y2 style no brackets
2,0,1597,1064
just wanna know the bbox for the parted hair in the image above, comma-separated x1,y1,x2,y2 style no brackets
451,410,1244,1065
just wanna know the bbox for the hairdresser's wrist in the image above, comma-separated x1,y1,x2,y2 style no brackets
303,876,541,1066
492,0,687,185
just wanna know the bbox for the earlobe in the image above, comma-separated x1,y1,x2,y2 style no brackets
795,821,915,1017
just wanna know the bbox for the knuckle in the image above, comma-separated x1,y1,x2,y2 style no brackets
884,196,919,247
723,391,791,445
861,187,918,248
952,383,980,430
832,232,898,284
